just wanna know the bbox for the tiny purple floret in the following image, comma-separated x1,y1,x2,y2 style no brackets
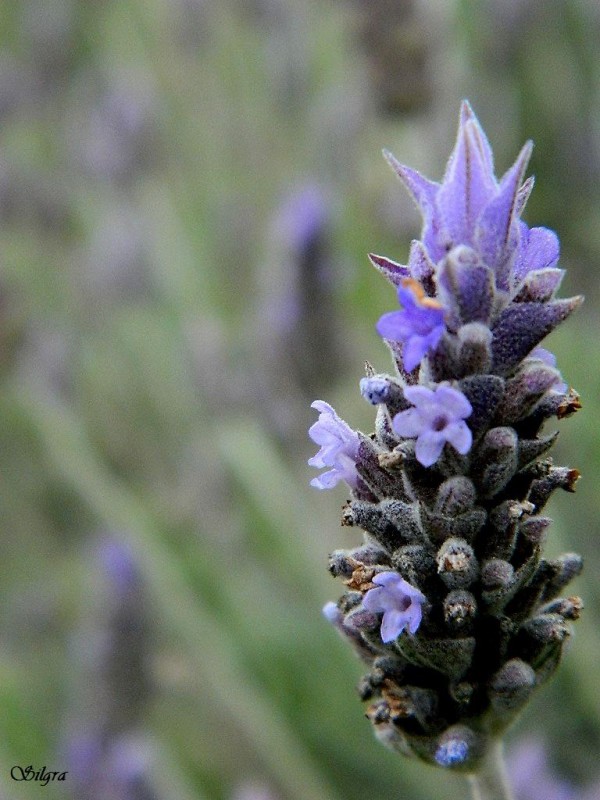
308,401,360,490
376,279,445,371
362,571,426,643
393,385,472,467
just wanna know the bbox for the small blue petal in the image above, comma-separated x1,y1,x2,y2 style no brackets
435,740,469,767
360,377,390,405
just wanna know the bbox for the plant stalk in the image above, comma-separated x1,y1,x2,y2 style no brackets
467,739,514,800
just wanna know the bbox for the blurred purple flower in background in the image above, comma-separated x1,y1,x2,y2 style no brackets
232,781,280,800
253,183,347,444
67,730,158,800
65,534,157,800
508,737,575,800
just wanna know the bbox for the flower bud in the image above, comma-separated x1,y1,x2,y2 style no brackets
459,374,504,437
443,590,477,633
397,634,475,680
489,658,536,714
432,724,485,771
519,515,551,546
343,499,423,551
455,322,493,376
485,499,527,559
515,613,571,671
436,538,479,589
482,559,514,589
499,363,562,423
517,433,558,470
392,544,435,590
434,476,476,516
528,467,580,511
475,426,519,497
540,553,583,602
541,595,583,620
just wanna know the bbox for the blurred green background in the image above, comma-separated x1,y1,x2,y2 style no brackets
0,1,599,798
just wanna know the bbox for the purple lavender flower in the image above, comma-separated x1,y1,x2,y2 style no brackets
376,278,445,371
393,385,472,467
308,400,360,489
310,102,583,776
362,571,425,642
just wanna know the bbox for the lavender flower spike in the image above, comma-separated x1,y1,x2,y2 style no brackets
362,572,425,642
394,384,472,466
308,400,360,489
308,102,583,784
376,278,445,371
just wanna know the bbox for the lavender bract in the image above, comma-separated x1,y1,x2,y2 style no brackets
309,102,583,773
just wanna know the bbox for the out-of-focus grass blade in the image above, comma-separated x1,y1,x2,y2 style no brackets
19,389,342,800
217,417,331,595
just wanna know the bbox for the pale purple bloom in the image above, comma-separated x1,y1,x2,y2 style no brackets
362,571,425,643
308,400,360,490
394,385,472,467
376,279,445,371
359,376,390,404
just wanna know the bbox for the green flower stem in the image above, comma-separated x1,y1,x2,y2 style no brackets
468,740,514,800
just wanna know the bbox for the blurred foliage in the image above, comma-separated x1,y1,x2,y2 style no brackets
0,0,599,798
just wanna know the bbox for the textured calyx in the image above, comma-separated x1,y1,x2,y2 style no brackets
309,102,583,771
